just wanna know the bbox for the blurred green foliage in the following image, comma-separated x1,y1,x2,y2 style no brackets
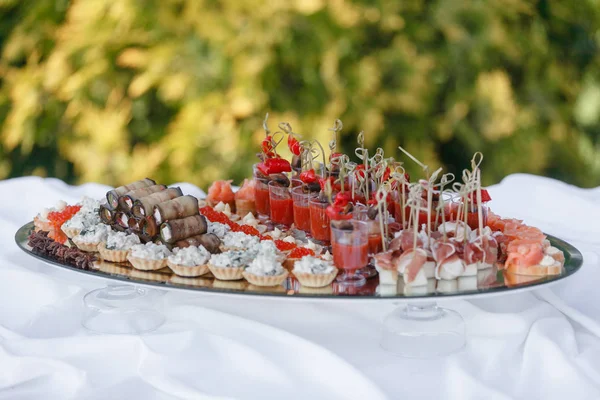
1,0,599,188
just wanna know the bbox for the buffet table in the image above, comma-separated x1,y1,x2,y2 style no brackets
2,174,600,400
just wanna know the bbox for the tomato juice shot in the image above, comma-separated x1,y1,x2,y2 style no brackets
253,163,271,221
268,179,294,228
352,204,385,255
331,219,369,286
309,196,331,244
291,186,313,233
466,205,488,230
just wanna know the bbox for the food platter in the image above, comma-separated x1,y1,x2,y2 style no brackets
15,221,583,301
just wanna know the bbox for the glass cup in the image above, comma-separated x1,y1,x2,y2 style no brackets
291,186,313,234
353,207,385,255
253,163,271,221
309,198,331,244
331,220,368,286
391,190,410,228
268,181,294,227
466,205,488,231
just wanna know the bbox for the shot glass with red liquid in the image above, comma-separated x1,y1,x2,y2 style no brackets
331,220,369,287
353,206,385,255
309,196,331,245
391,190,410,228
291,186,313,234
268,181,294,228
466,205,488,230
253,163,271,221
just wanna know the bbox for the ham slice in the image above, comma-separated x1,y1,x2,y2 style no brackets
392,230,426,252
397,248,427,284
373,251,396,270
431,240,456,264
435,254,465,280
373,250,399,284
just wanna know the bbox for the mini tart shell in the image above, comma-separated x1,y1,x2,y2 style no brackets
127,254,167,271
97,242,130,263
208,264,245,280
72,237,100,252
242,269,289,287
167,260,210,277
292,269,338,288
61,226,81,239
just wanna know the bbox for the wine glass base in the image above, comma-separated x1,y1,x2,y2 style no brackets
82,285,165,334
357,265,378,279
336,272,367,287
380,302,465,358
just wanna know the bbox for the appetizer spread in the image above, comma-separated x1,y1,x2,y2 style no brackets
27,114,566,292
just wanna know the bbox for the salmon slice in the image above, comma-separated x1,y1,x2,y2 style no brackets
207,180,235,210
235,179,256,201
505,240,544,267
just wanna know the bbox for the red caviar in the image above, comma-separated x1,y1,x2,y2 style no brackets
274,240,297,252
232,224,260,237
47,205,81,244
199,206,237,229
288,247,315,259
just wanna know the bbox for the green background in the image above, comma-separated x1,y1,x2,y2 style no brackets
1,0,599,189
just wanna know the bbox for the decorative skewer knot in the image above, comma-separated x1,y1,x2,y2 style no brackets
357,131,365,148
390,165,407,182
355,147,368,162
278,122,301,140
471,152,484,171
370,148,385,166
328,119,343,134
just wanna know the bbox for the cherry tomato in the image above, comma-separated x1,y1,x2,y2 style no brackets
299,169,317,184
288,136,301,156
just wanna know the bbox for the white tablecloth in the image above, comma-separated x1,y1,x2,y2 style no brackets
2,174,600,400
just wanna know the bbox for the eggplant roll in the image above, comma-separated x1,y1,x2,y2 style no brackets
99,205,115,224
128,217,143,232
159,215,207,244
111,223,126,233
131,187,183,218
143,215,159,238
138,233,153,243
118,184,167,212
114,212,131,230
153,195,199,225
106,178,155,210
174,233,221,253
